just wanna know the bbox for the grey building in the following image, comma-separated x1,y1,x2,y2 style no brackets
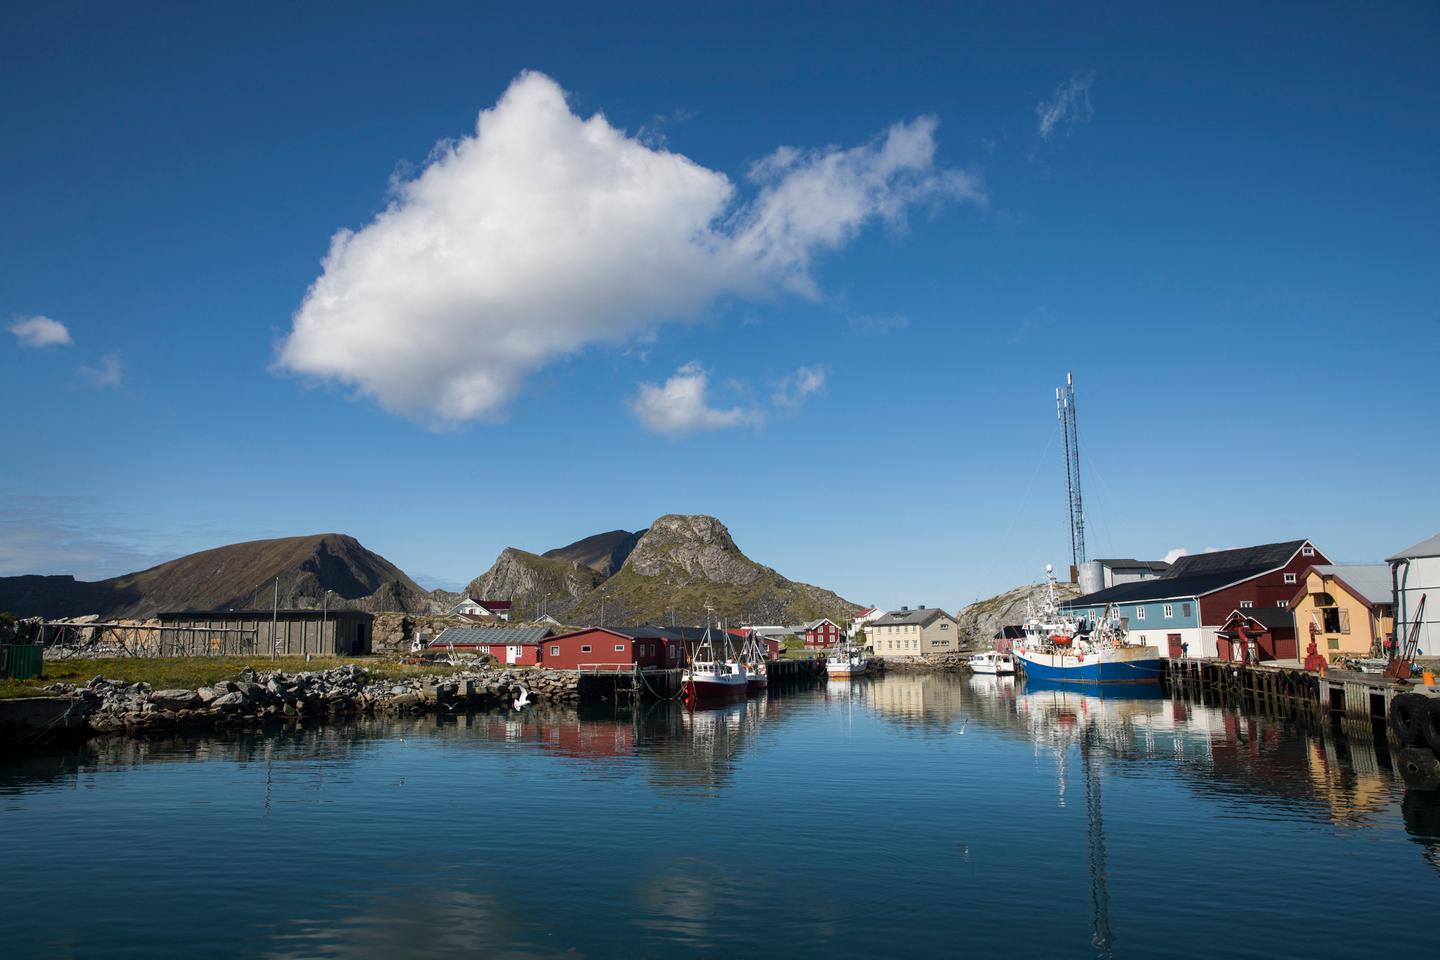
1077,558,1173,596
156,609,374,657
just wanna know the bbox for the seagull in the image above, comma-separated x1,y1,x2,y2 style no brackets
513,685,532,710
957,716,968,735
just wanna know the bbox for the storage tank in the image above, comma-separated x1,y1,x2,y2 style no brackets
1078,560,1105,596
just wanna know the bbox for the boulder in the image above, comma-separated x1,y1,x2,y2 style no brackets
151,689,201,710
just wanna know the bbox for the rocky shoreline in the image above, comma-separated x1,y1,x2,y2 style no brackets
876,653,974,672
21,664,586,740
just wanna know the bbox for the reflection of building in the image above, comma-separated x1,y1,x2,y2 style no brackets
1289,565,1393,662
867,607,960,657
864,673,964,726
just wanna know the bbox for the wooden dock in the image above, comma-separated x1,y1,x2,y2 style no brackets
1163,657,1419,722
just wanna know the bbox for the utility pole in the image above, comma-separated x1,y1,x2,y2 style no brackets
271,577,279,661
320,590,329,658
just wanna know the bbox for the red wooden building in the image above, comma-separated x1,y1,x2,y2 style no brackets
801,618,844,649
541,627,673,671
429,626,553,665
1217,608,1299,662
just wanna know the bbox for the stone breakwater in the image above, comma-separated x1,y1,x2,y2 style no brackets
37,665,584,737
877,653,973,672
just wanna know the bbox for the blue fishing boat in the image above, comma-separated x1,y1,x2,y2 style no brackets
1013,566,1162,684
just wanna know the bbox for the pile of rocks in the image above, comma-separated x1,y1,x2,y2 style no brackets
881,653,972,672
42,664,585,736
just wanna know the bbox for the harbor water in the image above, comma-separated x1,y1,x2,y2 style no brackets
2,672,1436,958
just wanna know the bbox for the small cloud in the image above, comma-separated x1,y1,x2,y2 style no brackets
848,313,910,335
1036,72,1095,141
1163,548,1187,564
79,353,122,389
773,366,827,409
631,361,763,436
9,315,73,348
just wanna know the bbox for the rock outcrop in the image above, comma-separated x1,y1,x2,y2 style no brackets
953,580,1081,649
463,549,605,621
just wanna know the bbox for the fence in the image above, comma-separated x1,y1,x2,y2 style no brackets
36,621,261,659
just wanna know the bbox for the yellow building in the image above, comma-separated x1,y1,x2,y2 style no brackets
867,606,960,658
1289,565,1393,662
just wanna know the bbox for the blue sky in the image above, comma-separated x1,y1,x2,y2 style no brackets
2,1,1437,609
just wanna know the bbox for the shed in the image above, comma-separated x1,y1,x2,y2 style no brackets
430,626,553,665
542,627,672,671
156,608,374,656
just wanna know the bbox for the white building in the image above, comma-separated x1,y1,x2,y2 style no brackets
848,606,885,639
1389,533,1440,655
446,597,512,621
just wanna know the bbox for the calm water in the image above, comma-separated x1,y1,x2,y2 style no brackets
2,673,1436,959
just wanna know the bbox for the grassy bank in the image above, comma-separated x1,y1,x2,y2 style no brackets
0,656,466,700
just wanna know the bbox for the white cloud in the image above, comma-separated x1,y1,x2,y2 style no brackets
1163,548,1187,565
1036,72,1095,141
773,366,827,409
277,70,981,427
9,315,73,348
630,362,762,436
78,353,122,388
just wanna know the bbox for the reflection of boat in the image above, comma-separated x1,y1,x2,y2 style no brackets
969,651,1014,675
683,626,748,705
1013,566,1162,684
826,644,868,678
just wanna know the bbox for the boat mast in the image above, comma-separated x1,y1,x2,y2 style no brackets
1057,373,1087,578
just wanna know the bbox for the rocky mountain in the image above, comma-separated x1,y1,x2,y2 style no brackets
952,579,1081,649
541,529,642,577
467,514,860,626
462,548,606,620
0,533,438,619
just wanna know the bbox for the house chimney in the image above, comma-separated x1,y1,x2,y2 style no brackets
901,606,909,611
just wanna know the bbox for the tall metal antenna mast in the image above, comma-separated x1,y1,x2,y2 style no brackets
1057,372,1086,574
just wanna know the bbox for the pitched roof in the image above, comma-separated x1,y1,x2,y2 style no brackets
1308,564,1392,606
1389,533,1440,562
872,607,951,627
1092,559,1172,572
1222,606,1296,631
431,626,552,646
1165,541,1308,578
1067,540,1312,608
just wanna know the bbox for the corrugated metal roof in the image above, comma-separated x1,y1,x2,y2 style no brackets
431,626,552,646
1310,564,1392,606
1389,533,1440,561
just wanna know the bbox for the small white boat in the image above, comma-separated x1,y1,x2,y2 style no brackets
969,651,1015,675
826,645,868,679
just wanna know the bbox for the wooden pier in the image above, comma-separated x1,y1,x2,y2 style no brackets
582,657,828,702
1163,657,1417,722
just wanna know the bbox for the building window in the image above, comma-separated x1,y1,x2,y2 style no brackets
1136,607,1146,621
1276,600,1289,608
1163,604,1174,619
550,646,559,657
581,644,592,653
1302,546,1314,557
940,623,950,630
614,644,625,652
1284,573,1297,584
1182,603,1192,618
1240,601,1253,609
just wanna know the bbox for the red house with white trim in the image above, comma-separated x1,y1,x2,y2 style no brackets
800,618,844,649
429,626,552,665
541,627,671,671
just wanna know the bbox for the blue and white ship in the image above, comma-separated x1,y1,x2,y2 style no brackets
1013,566,1162,684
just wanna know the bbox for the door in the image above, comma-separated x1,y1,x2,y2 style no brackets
506,645,520,665
1167,634,1183,658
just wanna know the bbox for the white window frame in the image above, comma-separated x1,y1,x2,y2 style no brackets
1240,601,1253,609
1302,546,1314,557
1135,606,1147,621
1163,604,1174,619
1276,600,1289,608
614,644,625,652
581,644,592,653
1284,572,1297,584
